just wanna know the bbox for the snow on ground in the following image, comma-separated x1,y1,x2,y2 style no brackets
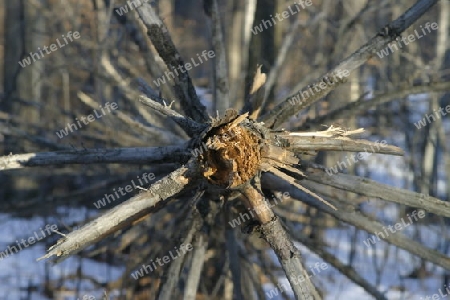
0,211,123,300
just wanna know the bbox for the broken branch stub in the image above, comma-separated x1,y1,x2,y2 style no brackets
198,112,263,188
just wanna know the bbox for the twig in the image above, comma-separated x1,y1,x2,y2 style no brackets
267,166,337,211
139,95,207,136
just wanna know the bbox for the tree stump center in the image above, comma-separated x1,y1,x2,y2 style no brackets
200,123,261,188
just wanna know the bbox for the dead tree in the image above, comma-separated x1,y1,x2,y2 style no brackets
1,0,449,299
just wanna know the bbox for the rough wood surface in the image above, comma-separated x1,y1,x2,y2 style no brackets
38,160,200,263
304,166,450,217
255,217,318,300
0,146,190,171
136,4,209,123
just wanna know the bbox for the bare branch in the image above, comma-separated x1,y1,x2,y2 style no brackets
260,12,326,114
262,174,450,270
182,234,208,300
204,0,230,114
157,196,204,300
266,166,337,211
276,129,404,155
304,166,450,218
225,225,243,300
303,81,450,130
247,66,267,119
252,217,319,300
241,181,275,224
136,3,209,123
261,0,439,128
139,95,207,136
287,224,388,300
242,176,318,300
0,121,71,151
0,146,190,171
38,160,200,263
78,90,180,144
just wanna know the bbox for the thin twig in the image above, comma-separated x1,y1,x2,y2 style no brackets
139,95,207,136
267,166,337,210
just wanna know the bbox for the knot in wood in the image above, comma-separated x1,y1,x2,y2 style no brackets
200,123,261,188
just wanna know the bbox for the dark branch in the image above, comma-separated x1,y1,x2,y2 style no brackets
260,0,439,129
0,146,190,171
136,3,209,123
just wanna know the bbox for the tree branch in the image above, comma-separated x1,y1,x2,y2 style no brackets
204,0,230,114
303,81,450,130
136,3,209,123
286,223,388,300
303,165,450,218
262,173,450,270
38,160,200,263
253,217,319,300
261,0,439,129
0,146,190,171
242,176,318,300
277,131,404,155
182,234,208,300
139,95,207,137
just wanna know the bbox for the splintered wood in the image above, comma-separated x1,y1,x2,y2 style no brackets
200,120,261,188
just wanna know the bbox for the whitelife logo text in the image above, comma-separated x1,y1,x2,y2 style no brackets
18,31,80,68
251,0,313,35
153,50,215,87
55,102,118,139
376,22,438,58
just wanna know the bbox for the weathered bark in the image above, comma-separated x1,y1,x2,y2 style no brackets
0,146,190,171
261,0,439,128
136,3,209,123
38,160,200,263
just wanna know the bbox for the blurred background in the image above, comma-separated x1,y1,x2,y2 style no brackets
0,0,449,299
